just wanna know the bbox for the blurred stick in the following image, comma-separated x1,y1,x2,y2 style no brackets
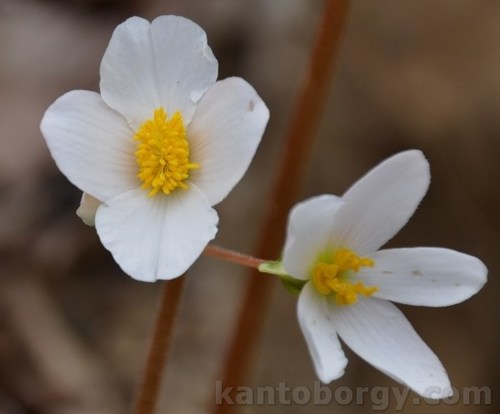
214,0,351,412
132,276,186,414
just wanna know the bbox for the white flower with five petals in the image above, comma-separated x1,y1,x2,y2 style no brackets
279,150,487,398
41,16,269,281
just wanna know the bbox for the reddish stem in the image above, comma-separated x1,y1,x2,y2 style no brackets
203,244,265,269
132,276,186,414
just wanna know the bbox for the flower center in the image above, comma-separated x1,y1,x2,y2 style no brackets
312,248,377,305
134,108,199,196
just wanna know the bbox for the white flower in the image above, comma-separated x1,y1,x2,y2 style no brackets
41,16,269,281
281,150,487,398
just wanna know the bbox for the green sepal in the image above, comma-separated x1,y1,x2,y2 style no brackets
280,277,307,296
258,260,307,296
258,260,289,277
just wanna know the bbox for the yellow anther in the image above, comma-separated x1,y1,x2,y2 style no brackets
134,108,198,196
312,263,340,295
311,248,377,305
334,248,375,272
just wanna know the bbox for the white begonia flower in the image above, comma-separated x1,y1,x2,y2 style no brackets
281,150,487,398
41,16,269,281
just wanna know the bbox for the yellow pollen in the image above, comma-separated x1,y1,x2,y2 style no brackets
134,108,199,196
311,248,377,305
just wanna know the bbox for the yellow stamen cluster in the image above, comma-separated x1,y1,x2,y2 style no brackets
312,248,377,305
134,108,199,196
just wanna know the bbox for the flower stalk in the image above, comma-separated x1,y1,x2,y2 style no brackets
203,244,265,268
132,276,186,414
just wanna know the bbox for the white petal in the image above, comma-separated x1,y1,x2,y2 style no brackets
95,185,218,281
100,16,218,128
329,150,430,254
41,90,138,202
354,247,487,307
283,195,343,279
332,297,452,398
297,283,348,383
76,193,102,226
188,77,269,206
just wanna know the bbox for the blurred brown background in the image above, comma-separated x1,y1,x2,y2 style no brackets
0,0,498,413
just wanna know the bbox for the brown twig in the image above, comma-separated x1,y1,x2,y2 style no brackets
213,1,351,412
132,276,186,414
